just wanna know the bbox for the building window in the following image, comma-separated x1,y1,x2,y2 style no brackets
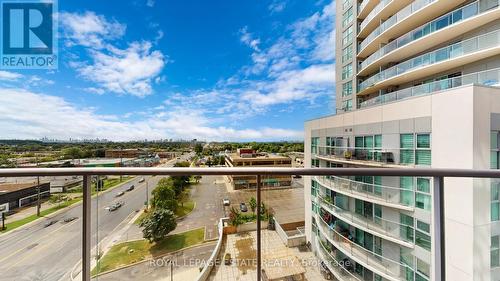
400,177,414,206
342,7,353,28
342,99,353,111
400,133,431,165
311,137,319,155
342,81,353,97
416,178,431,211
342,64,353,80
416,258,430,280
492,181,500,221
492,131,499,169
416,220,431,251
342,25,353,46
342,45,353,63
492,235,500,267
342,0,352,10
416,134,431,165
400,213,414,242
311,159,320,168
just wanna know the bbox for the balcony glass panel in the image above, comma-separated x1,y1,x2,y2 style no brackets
314,176,414,208
316,212,412,279
360,0,391,32
317,193,415,244
359,29,500,92
360,0,497,71
359,0,436,52
358,68,500,110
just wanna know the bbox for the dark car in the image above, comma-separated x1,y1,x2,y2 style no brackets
239,202,248,212
62,217,78,223
125,185,135,192
44,220,58,228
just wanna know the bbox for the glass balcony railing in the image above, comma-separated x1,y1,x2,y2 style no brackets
316,238,364,281
314,176,414,208
359,0,436,53
317,193,415,244
360,0,391,32
316,212,411,280
314,145,431,166
359,28,500,92
358,67,500,109
359,0,499,71
358,0,371,15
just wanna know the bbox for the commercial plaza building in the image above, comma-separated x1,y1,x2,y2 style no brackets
304,1,500,281
225,149,292,189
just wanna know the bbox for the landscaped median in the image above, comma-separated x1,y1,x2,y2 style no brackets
0,176,134,234
92,227,206,276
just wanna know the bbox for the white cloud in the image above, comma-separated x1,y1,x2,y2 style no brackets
239,26,261,52
59,11,126,49
0,89,302,141
221,1,335,112
146,0,155,7
241,64,334,107
268,0,287,13
61,12,166,97
75,41,165,97
0,71,23,81
84,87,106,95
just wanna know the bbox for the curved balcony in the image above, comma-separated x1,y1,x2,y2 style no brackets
317,193,415,247
358,68,500,110
316,213,411,281
359,0,500,75
316,238,364,281
314,176,414,211
358,0,412,38
358,0,379,19
358,28,500,96
358,0,464,58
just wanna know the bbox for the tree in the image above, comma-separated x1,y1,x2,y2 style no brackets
62,147,83,160
151,179,178,211
249,197,257,213
140,208,177,243
194,144,203,155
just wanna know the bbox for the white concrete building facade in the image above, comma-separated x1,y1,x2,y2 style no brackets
305,1,500,280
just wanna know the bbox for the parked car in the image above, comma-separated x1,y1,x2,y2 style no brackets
62,217,78,223
125,185,135,192
138,178,145,183
223,198,230,206
293,175,302,179
239,202,248,212
44,220,58,228
115,191,125,197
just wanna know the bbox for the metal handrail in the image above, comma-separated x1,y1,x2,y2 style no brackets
1,167,500,178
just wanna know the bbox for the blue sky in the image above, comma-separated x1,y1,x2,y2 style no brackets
0,0,335,141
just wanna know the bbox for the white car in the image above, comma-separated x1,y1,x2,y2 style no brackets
223,198,230,206
138,178,145,183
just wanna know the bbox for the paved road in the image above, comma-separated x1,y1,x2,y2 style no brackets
0,154,192,281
